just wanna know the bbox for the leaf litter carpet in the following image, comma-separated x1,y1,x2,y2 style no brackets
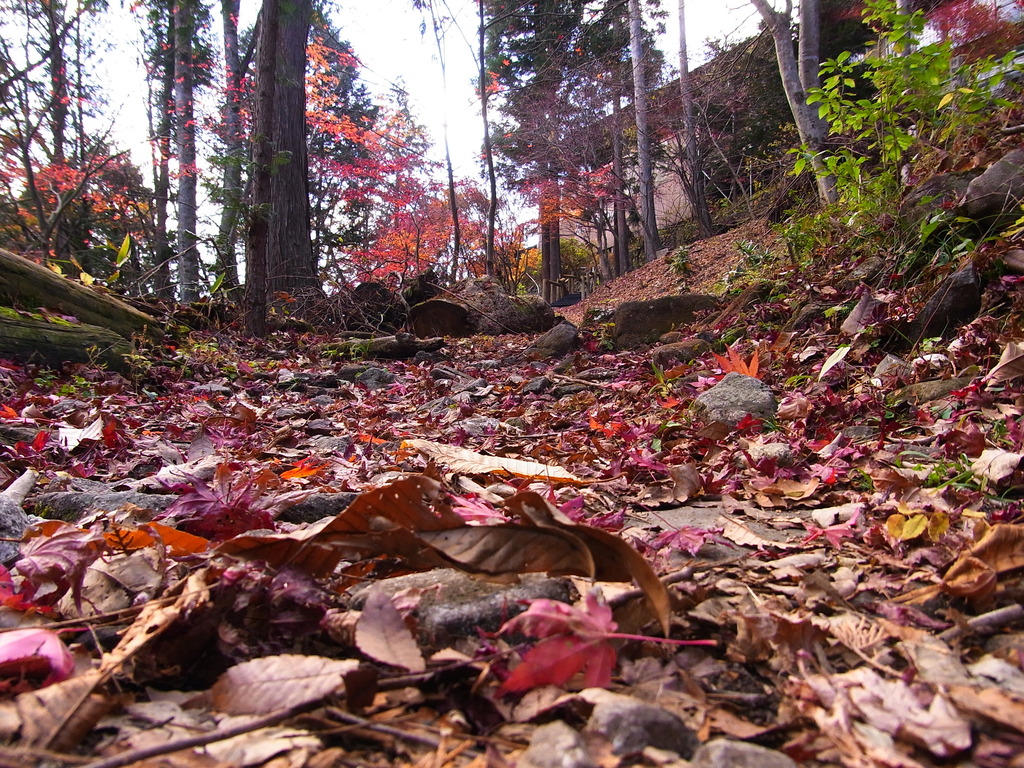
0,222,1023,767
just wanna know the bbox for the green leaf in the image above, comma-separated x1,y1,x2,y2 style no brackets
116,234,132,265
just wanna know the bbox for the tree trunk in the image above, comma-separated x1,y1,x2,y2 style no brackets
612,99,631,278
215,0,245,292
149,0,175,300
749,0,837,205
265,0,316,300
174,0,201,301
244,0,278,337
479,0,497,278
677,0,713,237
628,0,660,261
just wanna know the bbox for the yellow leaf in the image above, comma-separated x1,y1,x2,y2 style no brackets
927,512,950,541
80,271,94,286
938,92,955,109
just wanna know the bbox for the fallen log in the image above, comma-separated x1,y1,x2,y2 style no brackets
318,332,445,360
0,249,160,341
0,311,135,373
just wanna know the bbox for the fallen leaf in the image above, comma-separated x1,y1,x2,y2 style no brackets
355,590,426,672
402,439,587,484
985,341,1024,383
970,448,1023,485
211,655,359,715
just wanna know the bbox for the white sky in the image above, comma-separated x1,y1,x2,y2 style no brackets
336,0,761,178
102,0,761,183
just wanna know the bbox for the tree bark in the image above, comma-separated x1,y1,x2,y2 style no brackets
677,0,713,237
174,0,201,301
215,0,245,291
150,4,176,301
628,0,660,261
0,313,135,374
479,0,498,277
265,0,316,299
749,0,837,205
244,0,278,337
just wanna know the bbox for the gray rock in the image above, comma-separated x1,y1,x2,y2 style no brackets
585,694,698,758
31,490,173,523
355,367,396,390
785,301,828,331
903,263,981,345
457,416,500,436
901,170,981,232
305,419,337,435
613,295,718,349
351,569,575,646
690,739,798,768
694,373,777,426
193,382,232,397
1004,249,1024,275
526,321,579,359
744,442,795,467
652,338,712,369
518,722,597,768
893,375,974,405
0,470,36,564
279,491,358,524
962,148,1024,227
523,376,552,394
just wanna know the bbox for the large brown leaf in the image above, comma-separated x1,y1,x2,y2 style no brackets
503,492,671,636
211,655,359,715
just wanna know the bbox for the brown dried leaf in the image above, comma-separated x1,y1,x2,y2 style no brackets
402,439,587,484
970,448,1023,485
943,524,1024,600
16,670,110,750
355,590,426,672
503,492,671,636
418,525,595,578
211,655,359,715
985,341,1024,384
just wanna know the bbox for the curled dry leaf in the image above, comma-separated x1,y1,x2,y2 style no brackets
985,340,1024,384
503,491,671,636
0,628,74,689
970,448,1023,485
942,524,1024,601
211,654,359,715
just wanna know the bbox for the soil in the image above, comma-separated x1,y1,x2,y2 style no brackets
559,219,782,324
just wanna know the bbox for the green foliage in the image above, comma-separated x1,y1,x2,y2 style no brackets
803,0,1018,210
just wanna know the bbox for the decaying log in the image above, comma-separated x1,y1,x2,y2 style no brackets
0,249,160,341
410,277,555,338
319,333,445,360
0,312,135,373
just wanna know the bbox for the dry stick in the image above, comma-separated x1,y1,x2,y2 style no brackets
938,603,1024,643
80,698,324,768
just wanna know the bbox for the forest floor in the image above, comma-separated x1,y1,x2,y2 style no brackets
1,218,1024,768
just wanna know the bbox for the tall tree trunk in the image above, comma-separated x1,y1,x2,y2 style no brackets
215,0,244,291
425,7,462,274
43,0,70,260
628,0,659,262
150,0,175,300
479,0,497,277
265,0,316,300
677,0,713,237
244,0,278,337
749,0,837,205
174,0,200,301
611,102,630,278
